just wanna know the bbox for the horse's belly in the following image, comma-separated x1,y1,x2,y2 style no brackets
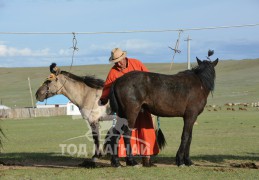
149,106,184,117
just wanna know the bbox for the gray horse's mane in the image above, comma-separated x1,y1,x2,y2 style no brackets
61,71,104,89
192,61,216,92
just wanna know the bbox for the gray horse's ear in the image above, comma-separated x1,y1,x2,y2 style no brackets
196,57,202,65
212,58,219,67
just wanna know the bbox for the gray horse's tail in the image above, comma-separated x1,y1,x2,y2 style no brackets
109,83,123,117
156,128,166,150
156,117,166,150
102,83,122,156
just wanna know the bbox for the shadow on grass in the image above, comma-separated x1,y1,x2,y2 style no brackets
0,152,90,168
0,152,258,168
154,153,259,165
192,154,259,163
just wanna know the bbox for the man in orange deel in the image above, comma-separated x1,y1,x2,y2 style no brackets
100,48,159,167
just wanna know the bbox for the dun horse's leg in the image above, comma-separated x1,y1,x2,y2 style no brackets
78,122,100,168
176,115,196,166
90,122,101,159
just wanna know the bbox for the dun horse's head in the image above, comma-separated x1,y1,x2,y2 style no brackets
35,63,62,101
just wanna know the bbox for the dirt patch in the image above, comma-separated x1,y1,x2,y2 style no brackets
1,159,258,170
230,162,258,169
213,167,235,172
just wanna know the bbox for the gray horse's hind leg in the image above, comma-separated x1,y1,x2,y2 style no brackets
109,127,122,167
122,125,138,166
109,116,138,167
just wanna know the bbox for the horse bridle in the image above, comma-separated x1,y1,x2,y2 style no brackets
44,74,69,98
43,78,60,99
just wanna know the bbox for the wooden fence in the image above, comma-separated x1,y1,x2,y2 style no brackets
0,107,66,119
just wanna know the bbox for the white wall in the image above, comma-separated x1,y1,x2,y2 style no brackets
66,102,81,115
36,104,67,108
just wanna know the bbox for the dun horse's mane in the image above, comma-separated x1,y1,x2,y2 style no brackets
61,71,104,89
191,61,216,92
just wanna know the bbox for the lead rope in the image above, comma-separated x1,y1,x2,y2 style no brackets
112,113,117,128
54,33,79,94
44,33,79,105
69,32,79,72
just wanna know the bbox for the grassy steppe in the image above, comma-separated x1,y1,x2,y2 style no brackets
0,59,259,107
0,59,258,179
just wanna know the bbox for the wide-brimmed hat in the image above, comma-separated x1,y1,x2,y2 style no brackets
109,48,127,63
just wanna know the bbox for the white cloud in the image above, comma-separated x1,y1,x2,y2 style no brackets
0,44,50,57
58,48,71,56
124,39,162,52
84,39,163,56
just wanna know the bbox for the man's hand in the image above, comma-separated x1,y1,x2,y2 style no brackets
99,98,108,105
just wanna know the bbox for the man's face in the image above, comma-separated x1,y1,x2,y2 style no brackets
115,58,127,69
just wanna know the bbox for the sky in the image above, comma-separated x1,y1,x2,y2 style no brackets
0,0,259,67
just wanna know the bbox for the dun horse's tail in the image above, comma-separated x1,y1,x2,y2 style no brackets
156,117,167,150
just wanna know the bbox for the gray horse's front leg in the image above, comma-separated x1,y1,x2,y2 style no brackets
176,115,196,166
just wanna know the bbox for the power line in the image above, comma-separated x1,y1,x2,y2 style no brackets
0,23,259,35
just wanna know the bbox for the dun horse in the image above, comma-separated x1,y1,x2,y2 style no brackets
107,51,218,167
35,63,110,167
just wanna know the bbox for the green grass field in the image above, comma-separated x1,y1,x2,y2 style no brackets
0,110,258,179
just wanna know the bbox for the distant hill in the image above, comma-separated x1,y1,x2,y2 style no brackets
0,59,258,107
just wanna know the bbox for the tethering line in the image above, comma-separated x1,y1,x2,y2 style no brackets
0,23,259,35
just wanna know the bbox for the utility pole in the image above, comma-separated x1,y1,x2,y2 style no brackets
28,77,36,117
185,35,192,70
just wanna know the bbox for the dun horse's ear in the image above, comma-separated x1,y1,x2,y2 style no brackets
212,58,219,67
196,57,202,65
47,73,57,81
